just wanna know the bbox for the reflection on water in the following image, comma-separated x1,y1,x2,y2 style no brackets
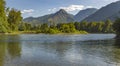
110,38,120,65
114,38,120,48
1,34,120,66
0,42,6,66
0,35,22,66
7,35,21,58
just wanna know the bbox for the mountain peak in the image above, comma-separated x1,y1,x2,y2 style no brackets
57,9,67,14
24,9,74,24
59,9,66,11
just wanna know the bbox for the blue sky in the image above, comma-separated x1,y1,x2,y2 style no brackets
6,0,119,18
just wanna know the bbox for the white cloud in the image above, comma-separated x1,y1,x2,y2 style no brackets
21,9,35,14
103,0,119,1
60,5,85,12
48,8,57,12
48,5,94,12
86,6,93,8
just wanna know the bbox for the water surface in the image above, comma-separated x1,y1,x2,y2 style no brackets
0,34,120,66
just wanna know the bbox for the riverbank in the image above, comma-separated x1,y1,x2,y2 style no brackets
2,31,88,35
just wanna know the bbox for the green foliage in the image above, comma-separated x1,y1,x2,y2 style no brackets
40,23,49,33
59,24,71,33
19,22,26,31
79,31,88,34
74,22,80,30
0,18,8,33
47,28,60,34
103,19,113,33
19,22,32,31
75,20,113,33
7,8,22,31
33,20,113,34
113,18,120,36
57,23,76,33
0,0,9,33
68,23,76,32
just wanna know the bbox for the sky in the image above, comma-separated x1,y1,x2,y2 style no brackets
6,0,119,18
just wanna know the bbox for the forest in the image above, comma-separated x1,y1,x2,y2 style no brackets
19,20,113,34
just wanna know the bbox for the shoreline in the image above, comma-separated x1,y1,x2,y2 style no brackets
0,31,115,35
0,31,88,35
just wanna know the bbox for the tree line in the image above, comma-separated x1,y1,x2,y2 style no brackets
19,20,113,34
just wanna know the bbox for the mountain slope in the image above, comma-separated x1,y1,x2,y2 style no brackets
49,9,74,23
23,9,74,25
108,11,120,21
23,14,53,25
74,8,97,22
83,1,120,22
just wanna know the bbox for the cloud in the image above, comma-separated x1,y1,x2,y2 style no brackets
103,0,119,1
48,5,94,12
48,8,57,12
60,5,85,12
86,6,93,8
21,9,35,14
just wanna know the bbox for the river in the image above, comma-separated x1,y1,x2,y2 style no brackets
0,34,120,66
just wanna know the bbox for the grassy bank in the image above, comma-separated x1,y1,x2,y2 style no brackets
2,30,88,35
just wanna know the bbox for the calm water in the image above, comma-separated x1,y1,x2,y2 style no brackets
1,34,120,66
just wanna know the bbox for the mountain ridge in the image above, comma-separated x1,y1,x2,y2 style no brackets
74,8,97,22
23,9,74,25
83,1,120,22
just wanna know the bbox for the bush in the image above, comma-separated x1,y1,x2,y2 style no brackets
36,30,41,33
79,31,88,34
48,28,60,34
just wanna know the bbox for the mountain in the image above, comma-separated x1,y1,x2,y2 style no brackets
23,9,74,25
74,8,97,22
24,14,53,25
108,11,120,21
49,9,74,23
83,1,120,22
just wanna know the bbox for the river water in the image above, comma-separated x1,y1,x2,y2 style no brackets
0,34,120,66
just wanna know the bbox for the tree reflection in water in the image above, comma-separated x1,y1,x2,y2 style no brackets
114,38,120,48
7,35,21,59
0,35,22,66
111,38,120,64
0,42,7,66
0,34,119,66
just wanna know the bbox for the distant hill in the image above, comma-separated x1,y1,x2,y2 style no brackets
24,14,53,25
74,8,97,22
83,1,120,22
23,9,74,25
